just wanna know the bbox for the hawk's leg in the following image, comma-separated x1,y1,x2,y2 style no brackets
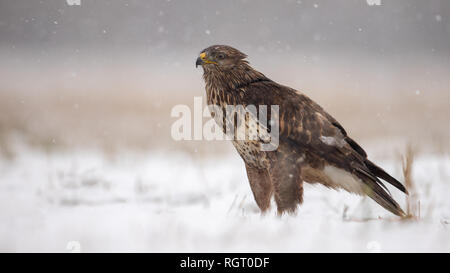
268,154,304,215
245,164,273,213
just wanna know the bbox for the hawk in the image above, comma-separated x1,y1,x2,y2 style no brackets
196,45,407,216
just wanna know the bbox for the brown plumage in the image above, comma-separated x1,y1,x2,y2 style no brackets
196,45,407,216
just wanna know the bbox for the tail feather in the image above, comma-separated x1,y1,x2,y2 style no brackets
356,169,406,217
360,170,406,217
343,136,408,195
365,182,406,217
365,159,408,194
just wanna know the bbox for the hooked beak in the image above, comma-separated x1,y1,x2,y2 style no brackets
195,52,216,68
195,56,204,68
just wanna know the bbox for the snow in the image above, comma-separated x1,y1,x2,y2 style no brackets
0,143,449,252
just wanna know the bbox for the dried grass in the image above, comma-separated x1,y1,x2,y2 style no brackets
402,145,421,220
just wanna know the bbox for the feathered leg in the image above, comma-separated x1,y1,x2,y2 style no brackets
245,164,273,213
268,153,303,215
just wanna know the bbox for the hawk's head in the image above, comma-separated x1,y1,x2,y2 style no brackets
196,45,248,70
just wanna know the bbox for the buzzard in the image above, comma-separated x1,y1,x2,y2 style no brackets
196,45,407,216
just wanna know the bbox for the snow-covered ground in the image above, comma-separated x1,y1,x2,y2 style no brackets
0,143,449,252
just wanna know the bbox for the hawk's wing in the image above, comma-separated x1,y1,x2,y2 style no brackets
236,80,407,216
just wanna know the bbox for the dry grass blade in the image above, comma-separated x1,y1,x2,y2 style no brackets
402,145,420,220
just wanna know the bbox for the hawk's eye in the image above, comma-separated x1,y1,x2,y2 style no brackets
217,53,225,60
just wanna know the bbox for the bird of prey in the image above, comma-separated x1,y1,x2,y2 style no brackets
196,45,407,216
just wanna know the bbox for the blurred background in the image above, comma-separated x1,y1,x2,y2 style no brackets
0,0,449,252
1,0,450,155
